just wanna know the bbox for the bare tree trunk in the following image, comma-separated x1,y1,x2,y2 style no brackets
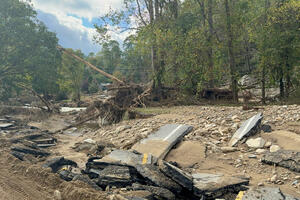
261,66,266,104
207,0,214,88
225,0,238,102
279,68,285,99
261,0,269,105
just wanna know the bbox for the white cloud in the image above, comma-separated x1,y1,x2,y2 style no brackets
31,0,129,54
32,0,124,21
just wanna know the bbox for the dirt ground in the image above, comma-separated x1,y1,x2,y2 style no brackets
0,104,300,199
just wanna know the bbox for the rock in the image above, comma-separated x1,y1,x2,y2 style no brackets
270,145,281,153
271,175,277,182
261,124,272,133
54,190,62,200
229,113,263,147
246,138,265,149
262,150,300,172
256,149,267,154
295,176,300,180
220,146,238,153
231,115,240,122
258,182,264,186
265,141,272,148
248,154,257,159
84,138,96,144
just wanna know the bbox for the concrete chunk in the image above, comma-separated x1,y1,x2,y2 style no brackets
193,173,249,198
132,124,193,159
237,187,299,200
261,150,300,172
229,113,262,147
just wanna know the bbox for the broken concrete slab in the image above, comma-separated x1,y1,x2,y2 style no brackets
158,160,193,191
132,124,193,159
135,164,182,194
261,150,300,172
97,165,135,188
236,187,299,200
99,150,154,166
229,113,262,147
192,173,249,198
132,183,175,200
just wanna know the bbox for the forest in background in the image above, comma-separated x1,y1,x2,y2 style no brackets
0,0,299,103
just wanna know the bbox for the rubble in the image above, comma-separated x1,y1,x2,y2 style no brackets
229,113,263,147
192,173,249,198
236,187,299,200
262,150,300,172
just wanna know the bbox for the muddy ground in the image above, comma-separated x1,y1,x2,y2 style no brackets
0,104,300,199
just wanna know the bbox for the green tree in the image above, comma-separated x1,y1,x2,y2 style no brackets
0,0,61,100
58,49,85,102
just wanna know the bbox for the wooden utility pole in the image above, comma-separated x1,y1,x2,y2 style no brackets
57,46,125,85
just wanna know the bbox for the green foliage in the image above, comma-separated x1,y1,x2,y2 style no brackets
0,0,61,100
58,49,85,101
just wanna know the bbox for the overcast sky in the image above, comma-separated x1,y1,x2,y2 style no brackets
31,0,129,55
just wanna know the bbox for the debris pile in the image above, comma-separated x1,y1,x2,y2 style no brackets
10,132,56,161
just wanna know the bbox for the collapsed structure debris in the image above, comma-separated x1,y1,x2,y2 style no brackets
10,132,56,161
